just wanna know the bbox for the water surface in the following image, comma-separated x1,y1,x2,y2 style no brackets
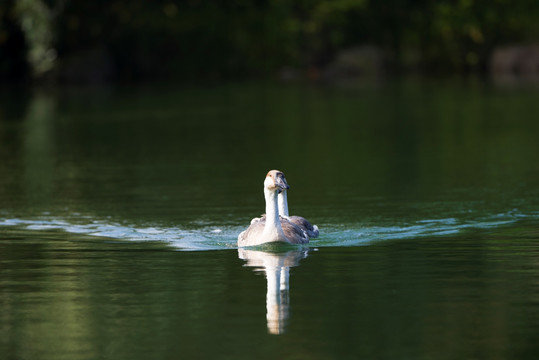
1,79,539,359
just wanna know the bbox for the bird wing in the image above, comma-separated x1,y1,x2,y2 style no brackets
289,216,319,238
238,221,266,246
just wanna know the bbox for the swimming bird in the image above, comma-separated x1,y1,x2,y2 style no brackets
277,186,319,238
251,172,319,238
238,170,309,247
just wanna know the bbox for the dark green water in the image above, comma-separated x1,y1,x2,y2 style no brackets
1,79,539,359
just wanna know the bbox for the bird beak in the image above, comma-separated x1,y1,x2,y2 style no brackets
276,175,290,190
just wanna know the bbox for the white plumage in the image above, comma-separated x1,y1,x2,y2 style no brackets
238,170,317,247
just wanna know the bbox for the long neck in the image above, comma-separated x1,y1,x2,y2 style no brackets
278,190,289,217
264,187,282,233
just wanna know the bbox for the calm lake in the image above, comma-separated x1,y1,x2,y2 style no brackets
1,78,539,359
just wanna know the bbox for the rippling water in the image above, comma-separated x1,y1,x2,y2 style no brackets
1,79,539,359
1,208,537,250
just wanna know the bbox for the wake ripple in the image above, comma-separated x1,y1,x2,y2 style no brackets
0,217,241,251
0,209,537,251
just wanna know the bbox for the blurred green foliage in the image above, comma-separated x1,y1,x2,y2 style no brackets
1,0,538,82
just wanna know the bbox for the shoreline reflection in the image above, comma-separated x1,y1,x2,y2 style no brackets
238,247,309,335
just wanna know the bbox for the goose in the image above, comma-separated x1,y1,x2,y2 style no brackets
251,173,319,238
238,170,309,247
277,186,319,238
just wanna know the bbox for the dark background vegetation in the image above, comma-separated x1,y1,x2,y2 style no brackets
1,0,539,83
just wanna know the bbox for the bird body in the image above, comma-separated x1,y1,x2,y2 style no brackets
278,189,319,238
238,170,310,247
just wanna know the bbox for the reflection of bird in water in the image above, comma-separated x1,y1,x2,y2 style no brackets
238,170,310,247
238,248,309,335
